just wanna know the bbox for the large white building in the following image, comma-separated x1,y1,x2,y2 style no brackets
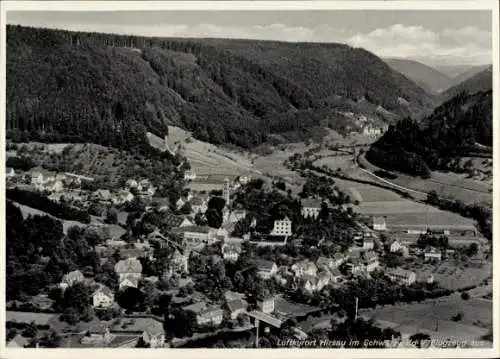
387,268,416,285
270,217,292,237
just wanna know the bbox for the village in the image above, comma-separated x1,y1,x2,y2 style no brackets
4,151,491,350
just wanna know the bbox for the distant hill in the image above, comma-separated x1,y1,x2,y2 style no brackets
440,66,493,101
6,25,437,150
384,58,452,94
435,64,491,81
367,90,492,177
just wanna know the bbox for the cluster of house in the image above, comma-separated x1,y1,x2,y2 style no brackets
6,166,94,193
78,316,165,348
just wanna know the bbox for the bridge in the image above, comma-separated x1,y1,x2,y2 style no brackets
247,311,283,328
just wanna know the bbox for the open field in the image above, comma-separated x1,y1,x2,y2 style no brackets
383,211,476,228
359,153,492,205
253,150,306,186
151,127,255,176
405,260,491,291
432,261,492,291
352,187,404,203
360,297,492,341
314,155,355,173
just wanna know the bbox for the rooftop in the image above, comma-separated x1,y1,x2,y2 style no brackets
174,225,211,234
183,301,207,314
302,198,323,208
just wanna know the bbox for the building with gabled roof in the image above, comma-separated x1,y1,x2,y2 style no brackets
222,243,242,262
92,284,114,308
183,301,224,326
115,257,142,289
226,298,248,320
301,198,323,219
387,268,416,285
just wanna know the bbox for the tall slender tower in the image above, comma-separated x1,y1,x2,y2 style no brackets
223,178,231,205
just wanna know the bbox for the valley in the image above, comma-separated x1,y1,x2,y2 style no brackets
4,18,494,351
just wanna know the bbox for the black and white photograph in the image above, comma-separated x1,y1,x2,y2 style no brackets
1,0,498,356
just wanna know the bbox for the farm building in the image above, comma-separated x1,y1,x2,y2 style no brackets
424,247,442,261
386,268,416,285
372,216,387,231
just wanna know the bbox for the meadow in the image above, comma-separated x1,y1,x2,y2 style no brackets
360,297,492,341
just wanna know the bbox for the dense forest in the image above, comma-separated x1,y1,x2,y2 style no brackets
7,25,437,149
6,188,92,223
6,201,102,301
366,90,492,177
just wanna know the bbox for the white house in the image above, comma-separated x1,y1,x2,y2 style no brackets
364,251,380,272
257,295,275,314
347,258,365,276
387,268,416,285
184,170,197,181
184,302,224,326
372,216,387,231
92,285,114,308
301,198,322,219
222,243,241,262
173,226,212,245
363,238,375,250
424,247,442,261
270,217,292,237
114,257,142,289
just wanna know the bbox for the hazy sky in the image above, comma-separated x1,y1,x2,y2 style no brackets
7,10,493,66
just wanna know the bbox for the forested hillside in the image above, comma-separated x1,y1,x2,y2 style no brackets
7,25,437,149
440,66,493,101
366,90,492,177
